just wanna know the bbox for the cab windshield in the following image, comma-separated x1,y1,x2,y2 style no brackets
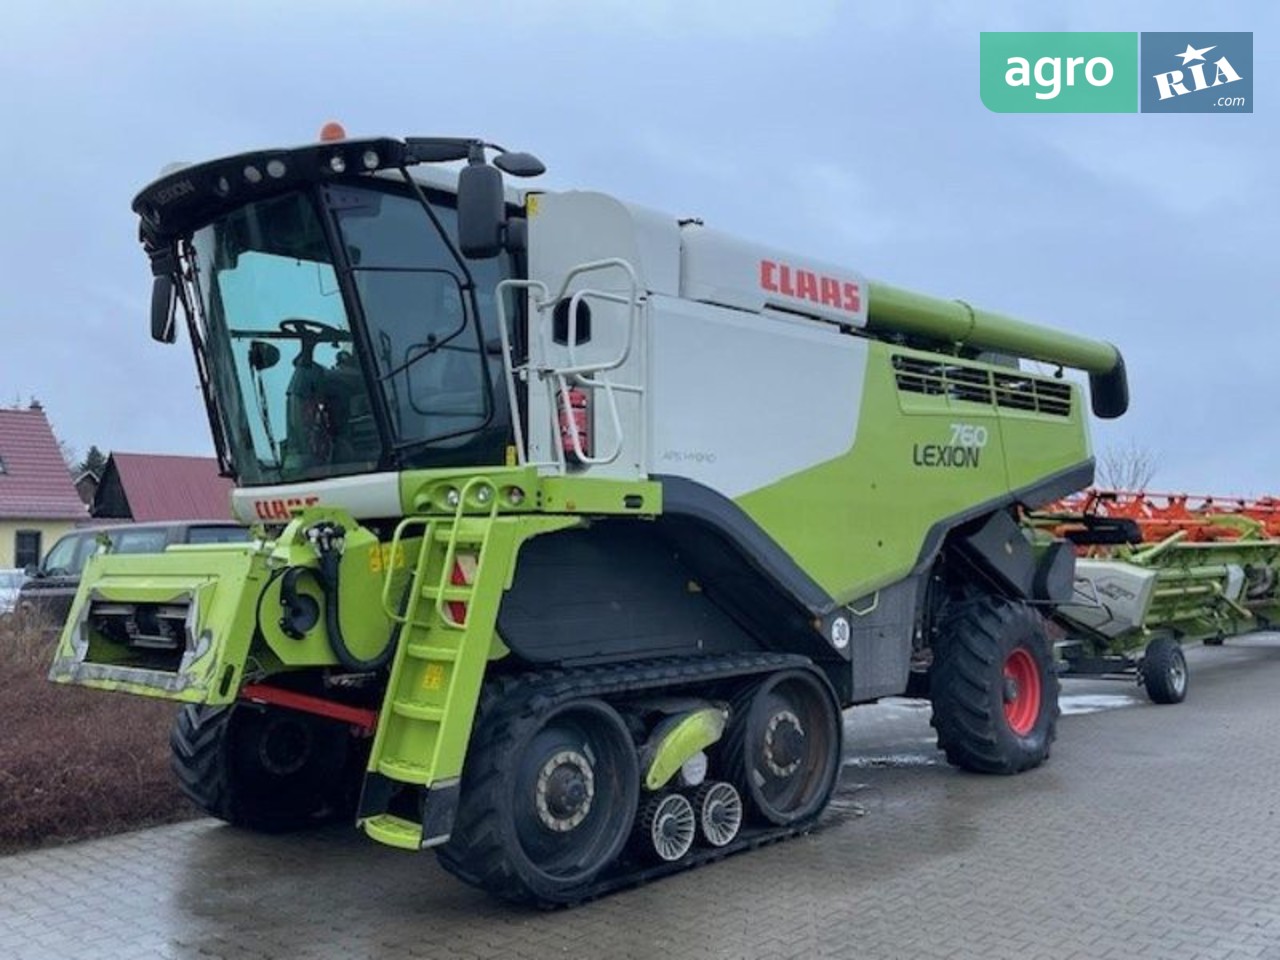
188,182,509,486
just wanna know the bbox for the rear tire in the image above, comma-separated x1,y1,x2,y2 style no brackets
930,595,1058,775
1142,635,1188,704
170,702,356,832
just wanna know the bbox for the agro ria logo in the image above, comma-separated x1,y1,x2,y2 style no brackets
1140,32,1252,112
1152,43,1243,101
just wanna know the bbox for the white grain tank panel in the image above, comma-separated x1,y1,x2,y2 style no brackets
680,225,869,328
647,294,866,500
524,192,681,478
526,191,680,296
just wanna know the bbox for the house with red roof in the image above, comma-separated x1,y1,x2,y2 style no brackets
92,452,234,522
0,404,88,568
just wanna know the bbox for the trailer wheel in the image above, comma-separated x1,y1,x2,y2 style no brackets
1141,636,1188,704
720,669,841,826
439,698,639,905
170,703,354,832
930,596,1058,775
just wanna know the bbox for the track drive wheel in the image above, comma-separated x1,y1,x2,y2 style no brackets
721,669,841,827
930,595,1058,775
438,698,639,905
170,702,357,832
1141,635,1188,704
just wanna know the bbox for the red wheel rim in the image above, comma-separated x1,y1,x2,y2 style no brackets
1002,648,1042,736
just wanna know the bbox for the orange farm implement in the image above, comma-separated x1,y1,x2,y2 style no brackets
1028,490,1280,704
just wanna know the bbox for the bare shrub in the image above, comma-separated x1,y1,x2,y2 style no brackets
0,613,197,852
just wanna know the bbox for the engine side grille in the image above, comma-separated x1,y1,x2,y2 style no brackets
892,355,1072,417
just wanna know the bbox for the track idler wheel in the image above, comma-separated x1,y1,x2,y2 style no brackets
694,781,743,847
637,793,697,862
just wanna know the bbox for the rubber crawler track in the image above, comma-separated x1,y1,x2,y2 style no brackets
438,651,830,906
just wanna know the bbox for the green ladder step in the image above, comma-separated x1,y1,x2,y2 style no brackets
432,526,488,545
391,701,445,722
404,642,459,661
378,757,431,782
422,585,473,603
361,813,423,850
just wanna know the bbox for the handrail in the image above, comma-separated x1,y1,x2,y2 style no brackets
494,278,547,467
380,516,433,625
493,259,645,471
434,475,500,629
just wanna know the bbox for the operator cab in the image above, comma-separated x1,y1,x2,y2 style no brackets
134,132,542,487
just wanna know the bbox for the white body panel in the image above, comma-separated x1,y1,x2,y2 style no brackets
647,295,865,498
232,472,402,523
681,225,868,328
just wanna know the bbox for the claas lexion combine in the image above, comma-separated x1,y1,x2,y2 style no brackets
49,125,1129,905
1032,490,1280,704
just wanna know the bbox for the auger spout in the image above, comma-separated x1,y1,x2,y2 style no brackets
868,281,1128,418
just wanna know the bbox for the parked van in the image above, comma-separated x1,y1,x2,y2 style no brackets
0,568,27,616
18,521,250,627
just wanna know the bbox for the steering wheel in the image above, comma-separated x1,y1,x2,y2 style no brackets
279,317,350,341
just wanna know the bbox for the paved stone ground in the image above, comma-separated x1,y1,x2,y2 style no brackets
3,637,1280,960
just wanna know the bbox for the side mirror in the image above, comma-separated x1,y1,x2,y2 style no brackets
457,162,505,260
23,564,38,578
151,274,178,343
493,152,546,178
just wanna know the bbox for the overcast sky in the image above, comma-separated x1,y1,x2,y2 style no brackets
0,1,1275,493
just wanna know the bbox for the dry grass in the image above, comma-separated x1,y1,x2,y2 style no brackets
0,612,199,854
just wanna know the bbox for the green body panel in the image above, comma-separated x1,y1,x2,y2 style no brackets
397,467,660,518
539,476,662,515
259,508,409,669
49,544,266,702
736,342,1091,602
400,466,541,515
642,707,728,791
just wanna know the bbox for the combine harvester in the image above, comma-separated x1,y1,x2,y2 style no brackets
49,125,1128,905
1035,490,1280,704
